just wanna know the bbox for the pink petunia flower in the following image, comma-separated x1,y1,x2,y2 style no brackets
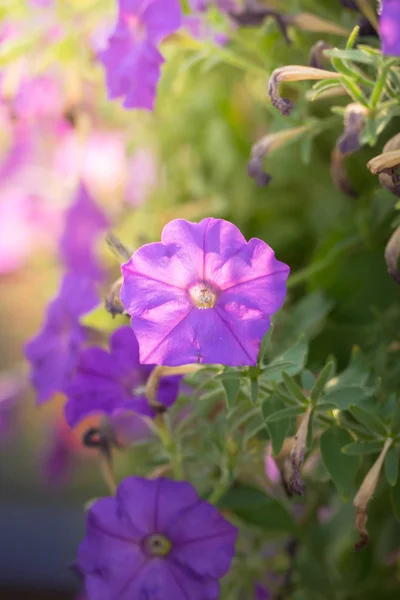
99,0,182,110
120,218,289,366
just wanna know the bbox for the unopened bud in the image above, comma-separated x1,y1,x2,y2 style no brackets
330,146,357,198
309,40,332,69
337,103,368,155
353,438,392,549
105,276,126,317
248,125,309,186
283,406,313,496
268,66,339,115
385,226,400,284
368,134,400,197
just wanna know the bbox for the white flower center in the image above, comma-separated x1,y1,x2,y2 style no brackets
188,282,218,309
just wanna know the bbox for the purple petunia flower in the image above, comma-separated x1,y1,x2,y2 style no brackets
120,218,289,366
380,0,400,56
255,583,272,600
60,183,109,280
99,0,182,110
64,326,181,428
78,476,237,600
25,273,99,404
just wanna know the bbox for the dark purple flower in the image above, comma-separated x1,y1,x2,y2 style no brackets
380,0,400,56
25,273,99,404
64,326,181,428
120,218,289,366
60,183,109,280
99,0,182,110
78,476,237,600
255,583,272,600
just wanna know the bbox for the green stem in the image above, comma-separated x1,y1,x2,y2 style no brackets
154,415,184,480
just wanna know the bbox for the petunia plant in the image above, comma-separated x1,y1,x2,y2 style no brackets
2,1,400,599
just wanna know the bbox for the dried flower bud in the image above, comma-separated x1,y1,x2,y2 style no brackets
268,66,338,115
106,231,132,262
309,40,332,69
283,406,313,496
248,125,309,186
353,438,392,549
288,13,349,37
385,226,400,284
330,103,368,197
370,134,400,197
330,146,357,198
338,103,368,155
146,364,201,412
105,276,127,317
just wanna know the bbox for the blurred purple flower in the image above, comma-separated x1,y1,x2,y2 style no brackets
60,183,109,280
99,0,182,110
30,0,53,6
184,15,229,45
125,148,158,206
25,273,99,404
78,476,237,600
0,372,26,442
64,326,181,428
13,75,63,121
380,0,400,56
255,583,272,600
189,0,237,11
40,418,79,488
121,218,289,366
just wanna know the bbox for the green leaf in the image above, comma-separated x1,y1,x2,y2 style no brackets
390,399,400,435
327,346,369,388
263,405,305,423
391,475,400,522
320,426,360,500
385,447,399,486
282,372,307,405
348,405,388,437
301,370,315,392
218,485,296,533
250,377,259,406
342,440,384,455
262,395,291,456
261,337,308,382
311,362,334,404
323,386,372,410
324,48,376,65
257,327,273,365
222,378,241,412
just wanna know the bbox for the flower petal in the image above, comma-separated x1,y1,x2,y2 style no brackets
167,500,237,579
143,0,182,44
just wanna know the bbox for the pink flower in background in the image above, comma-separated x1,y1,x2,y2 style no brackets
125,148,158,206
121,218,289,366
13,75,63,121
99,0,182,109
60,183,109,280
264,453,281,485
55,130,127,196
25,273,99,404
